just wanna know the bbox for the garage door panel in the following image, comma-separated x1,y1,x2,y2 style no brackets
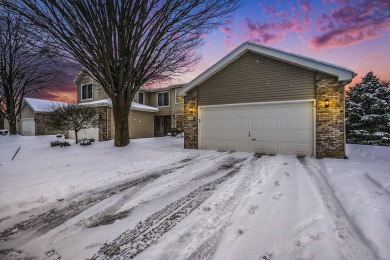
250,107,263,117
295,118,312,128
238,129,250,139
238,118,249,128
225,119,236,127
264,119,278,128
280,118,294,128
264,130,278,140
224,129,237,139
237,108,249,117
263,142,278,153
250,119,263,128
296,130,312,141
199,101,313,156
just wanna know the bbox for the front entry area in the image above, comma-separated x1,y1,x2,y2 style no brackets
199,101,314,156
154,116,171,136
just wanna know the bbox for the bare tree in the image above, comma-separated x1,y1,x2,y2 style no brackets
3,0,240,146
47,103,99,144
0,9,64,134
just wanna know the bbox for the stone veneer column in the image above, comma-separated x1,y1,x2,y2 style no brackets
35,114,45,135
316,73,346,158
183,88,198,149
97,107,110,141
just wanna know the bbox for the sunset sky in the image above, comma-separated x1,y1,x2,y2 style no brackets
44,0,390,102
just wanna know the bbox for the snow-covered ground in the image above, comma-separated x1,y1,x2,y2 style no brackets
0,135,389,260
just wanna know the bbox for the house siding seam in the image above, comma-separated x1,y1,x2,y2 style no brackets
183,88,198,149
315,72,345,158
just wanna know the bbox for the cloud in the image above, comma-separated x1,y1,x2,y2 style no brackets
299,0,312,12
260,4,288,17
311,0,390,49
242,17,305,44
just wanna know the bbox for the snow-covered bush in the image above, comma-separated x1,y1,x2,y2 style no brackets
50,140,70,147
79,138,91,145
346,71,390,145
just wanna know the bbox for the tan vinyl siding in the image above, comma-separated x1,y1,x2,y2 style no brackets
197,51,315,106
77,73,109,103
109,108,154,139
171,88,184,115
21,104,35,118
128,110,154,138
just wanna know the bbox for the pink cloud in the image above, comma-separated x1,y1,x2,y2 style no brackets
259,4,288,17
220,26,233,34
311,0,390,49
242,17,306,44
299,0,312,12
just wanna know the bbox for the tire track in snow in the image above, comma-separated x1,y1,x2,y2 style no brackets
0,154,206,243
298,157,377,259
82,154,241,228
91,161,247,259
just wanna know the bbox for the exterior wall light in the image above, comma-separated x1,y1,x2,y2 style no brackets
189,107,194,114
324,99,330,108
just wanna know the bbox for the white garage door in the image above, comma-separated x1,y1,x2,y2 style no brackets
68,128,99,141
199,101,314,156
20,118,35,136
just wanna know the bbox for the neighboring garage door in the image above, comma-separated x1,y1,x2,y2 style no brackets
199,101,314,156
20,118,35,136
68,128,99,141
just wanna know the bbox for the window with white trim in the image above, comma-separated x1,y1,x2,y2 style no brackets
157,91,170,107
175,89,184,104
81,83,93,100
138,92,144,104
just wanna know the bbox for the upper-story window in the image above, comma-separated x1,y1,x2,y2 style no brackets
175,89,184,104
138,92,144,105
157,91,170,107
81,83,93,100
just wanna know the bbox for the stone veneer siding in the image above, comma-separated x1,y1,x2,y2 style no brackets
183,88,198,149
315,72,346,158
95,106,111,141
35,113,45,135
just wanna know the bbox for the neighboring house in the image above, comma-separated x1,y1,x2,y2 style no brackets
179,42,356,159
20,97,68,136
136,85,185,136
74,69,184,139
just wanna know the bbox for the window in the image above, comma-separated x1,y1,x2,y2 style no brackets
81,83,93,100
138,92,144,104
175,89,184,104
157,91,170,107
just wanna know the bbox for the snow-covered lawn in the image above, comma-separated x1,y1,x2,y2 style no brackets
0,135,389,259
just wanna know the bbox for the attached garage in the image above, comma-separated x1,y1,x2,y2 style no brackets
179,42,356,158
199,101,314,156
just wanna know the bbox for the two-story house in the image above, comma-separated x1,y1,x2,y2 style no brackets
74,69,184,141
134,84,184,136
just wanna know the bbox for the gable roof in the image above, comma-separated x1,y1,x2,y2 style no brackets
24,97,69,113
81,98,159,113
179,42,356,96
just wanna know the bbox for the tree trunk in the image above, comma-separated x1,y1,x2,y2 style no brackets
112,102,130,147
8,112,18,135
75,130,78,144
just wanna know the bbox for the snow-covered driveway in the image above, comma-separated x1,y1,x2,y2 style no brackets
0,136,388,259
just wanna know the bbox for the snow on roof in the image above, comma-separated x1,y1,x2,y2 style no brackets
179,41,357,96
24,97,69,113
81,98,159,113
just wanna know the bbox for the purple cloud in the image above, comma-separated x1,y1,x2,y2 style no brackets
299,0,312,12
311,0,390,49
